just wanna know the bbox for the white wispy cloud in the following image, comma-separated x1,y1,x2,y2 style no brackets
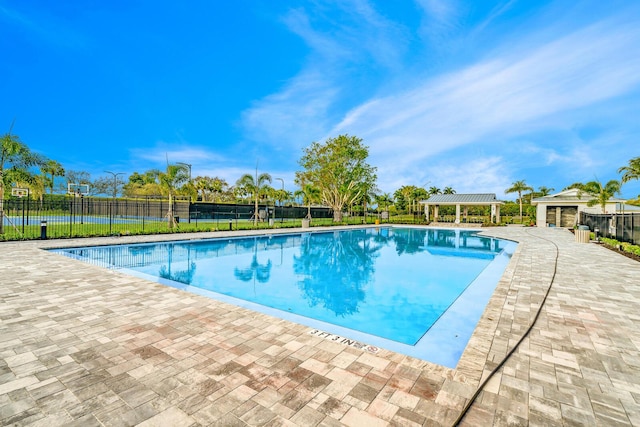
471,0,517,35
130,144,226,167
237,1,640,197
414,0,461,40
427,156,511,196
240,69,339,147
240,0,408,149
330,15,640,192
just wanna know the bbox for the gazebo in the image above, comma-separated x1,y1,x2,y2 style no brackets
420,193,503,224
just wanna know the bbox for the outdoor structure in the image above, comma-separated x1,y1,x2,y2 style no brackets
531,188,627,228
420,193,502,224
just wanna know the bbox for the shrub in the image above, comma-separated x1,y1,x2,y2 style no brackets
601,237,640,257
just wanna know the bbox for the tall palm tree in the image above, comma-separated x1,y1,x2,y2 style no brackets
236,170,272,226
400,186,415,214
505,180,533,223
581,180,621,213
41,160,65,194
355,181,379,222
618,157,640,183
411,186,428,215
158,164,190,228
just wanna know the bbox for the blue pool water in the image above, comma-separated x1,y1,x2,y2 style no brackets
53,227,515,367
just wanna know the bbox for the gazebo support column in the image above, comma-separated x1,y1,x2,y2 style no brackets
455,204,461,224
491,203,501,224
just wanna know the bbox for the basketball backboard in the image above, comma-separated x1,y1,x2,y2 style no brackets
11,187,29,198
68,183,90,196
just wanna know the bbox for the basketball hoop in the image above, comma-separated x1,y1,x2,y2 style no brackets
68,183,90,197
11,188,29,198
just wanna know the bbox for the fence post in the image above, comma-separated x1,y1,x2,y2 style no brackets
21,197,25,234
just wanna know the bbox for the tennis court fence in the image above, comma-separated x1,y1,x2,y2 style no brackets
0,198,336,240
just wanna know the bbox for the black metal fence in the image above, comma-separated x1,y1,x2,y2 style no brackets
0,198,339,241
580,212,640,245
190,202,333,223
0,198,191,240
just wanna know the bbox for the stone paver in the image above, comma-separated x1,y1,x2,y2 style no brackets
1,226,639,426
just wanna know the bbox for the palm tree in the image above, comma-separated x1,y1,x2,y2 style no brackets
400,186,415,214
563,182,585,191
411,186,428,216
274,188,290,207
158,164,190,228
392,186,410,213
193,176,229,202
41,160,65,194
193,176,212,201
443,186,456,195
537,186,554,197
356,181,379,222
294,183,321,220
236,170,272,226
375,192,393,214
580,180,621,213
1,130,45,233
428,186,442,196
505,180,533,223
618,157,640,183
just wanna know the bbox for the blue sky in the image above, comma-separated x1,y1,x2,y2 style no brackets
1,0,639,200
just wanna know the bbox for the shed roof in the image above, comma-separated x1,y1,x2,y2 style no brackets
420,193,502,205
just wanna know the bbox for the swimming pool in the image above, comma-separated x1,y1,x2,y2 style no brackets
53,227,515,367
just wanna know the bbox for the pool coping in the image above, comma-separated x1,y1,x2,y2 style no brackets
2,224,639,425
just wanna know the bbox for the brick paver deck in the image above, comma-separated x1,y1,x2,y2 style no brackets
1,226,639,426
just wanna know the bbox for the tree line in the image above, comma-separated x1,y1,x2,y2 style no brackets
2,127,640,232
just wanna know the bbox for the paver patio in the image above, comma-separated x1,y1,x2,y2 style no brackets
1,226,639,426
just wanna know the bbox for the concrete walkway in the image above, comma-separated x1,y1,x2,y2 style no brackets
0,226,639,426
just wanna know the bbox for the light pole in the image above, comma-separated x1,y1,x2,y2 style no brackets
104,171,124,198
177,162,192,180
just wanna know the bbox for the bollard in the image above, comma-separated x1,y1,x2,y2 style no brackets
229,219,233,231
40,220,47,240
